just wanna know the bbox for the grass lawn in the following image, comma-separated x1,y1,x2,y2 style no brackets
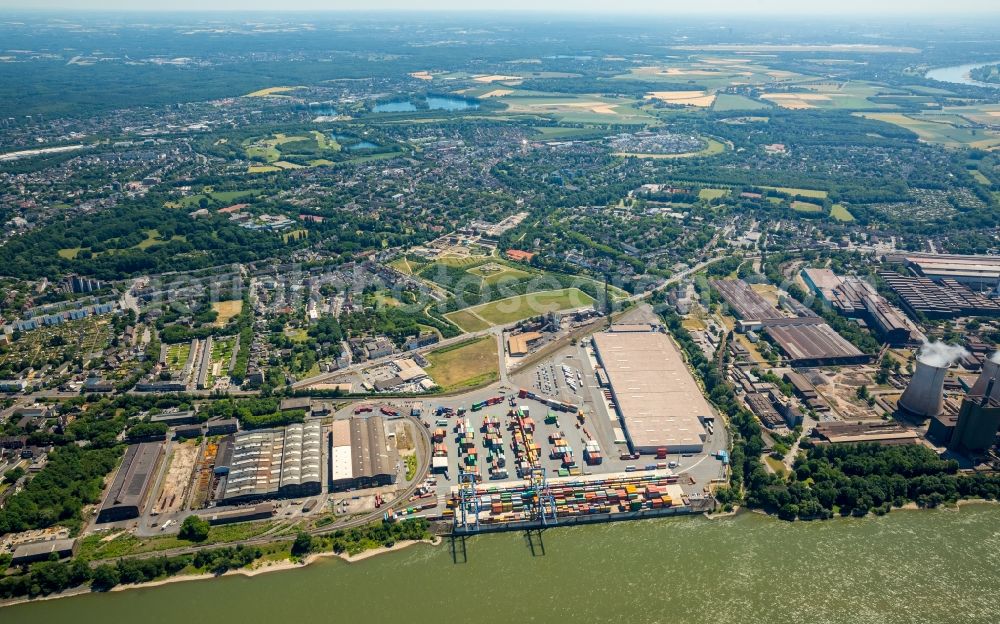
425,336,499,392
829,204,856,222
58,247,81,259
970,170,991,185
791,200,824,213
469,288,595,326
764,456,788,477
444,309,492,332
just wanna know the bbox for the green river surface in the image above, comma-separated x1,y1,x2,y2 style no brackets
6,506,1000,624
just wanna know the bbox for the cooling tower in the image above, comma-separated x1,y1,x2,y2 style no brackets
969,357,1000,399
898,359,947,419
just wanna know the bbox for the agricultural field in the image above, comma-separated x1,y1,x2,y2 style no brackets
211,300,243,326
498,94,655,125
760,81,899,110
829,204,856,222
465,288,595,326
763,186,829,199
712,94,772,111
425,336,499,392
858,112,1000,149
616,60,805,91
245,86,303,97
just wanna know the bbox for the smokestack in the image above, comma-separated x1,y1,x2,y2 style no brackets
899,359,948,419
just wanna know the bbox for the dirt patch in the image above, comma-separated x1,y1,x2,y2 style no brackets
153,441,199,515
481,89,514,98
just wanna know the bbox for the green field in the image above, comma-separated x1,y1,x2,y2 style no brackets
970,170,991,185
764,186,829,199
499,94,655,126
829,204,856,222
168,189,260,209
467,262,533,285
712,94,772,111
698,188,730,200
425,336,499,392
858,112,1000,149
244,131,342,172
466,288,595,326
443,309,492,333
791,200,824,213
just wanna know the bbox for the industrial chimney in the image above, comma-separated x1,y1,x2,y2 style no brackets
898,359,947,419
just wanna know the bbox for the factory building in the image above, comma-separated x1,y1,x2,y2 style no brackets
592,327,709,454
329,415,399,491
811,421,919,446
879,272,1000,319
219,421,322,503
801,268,920,345
711,278,869,366
892,252,1000,290
10,538,77,565
97,442,165,523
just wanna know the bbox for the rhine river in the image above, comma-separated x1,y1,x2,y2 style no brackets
925,61,1000,88
6,507,1000,623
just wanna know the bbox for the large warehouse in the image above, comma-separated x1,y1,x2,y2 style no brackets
219,421,322,503
592,328,709,454
329,415,398,491
97,442,164,523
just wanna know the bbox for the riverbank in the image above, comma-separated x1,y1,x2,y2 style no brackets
5,506,999,623
0,537,441,609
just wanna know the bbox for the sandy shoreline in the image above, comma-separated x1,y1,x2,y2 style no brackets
0,537,441,608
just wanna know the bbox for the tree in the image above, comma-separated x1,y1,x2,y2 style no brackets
178,515,210,542
291,531,313,556
90,564,120,592
3,466,24,484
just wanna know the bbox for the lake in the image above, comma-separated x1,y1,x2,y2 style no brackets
925,61,1000,88
6,506,1000,623
374,97,478,113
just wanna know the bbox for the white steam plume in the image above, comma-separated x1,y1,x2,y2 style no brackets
917,340,969,368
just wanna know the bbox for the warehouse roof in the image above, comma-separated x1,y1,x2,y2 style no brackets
764,324,867,365
593,330,708,452
330,415,398,483
222,421,322,501
710,279,786,322
99,442,163,515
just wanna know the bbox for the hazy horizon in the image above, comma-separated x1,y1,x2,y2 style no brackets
1,0,999,15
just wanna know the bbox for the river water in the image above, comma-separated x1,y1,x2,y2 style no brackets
925,61,1000,88
6,507,1000,623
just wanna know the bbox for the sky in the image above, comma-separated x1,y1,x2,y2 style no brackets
1,1,998,14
